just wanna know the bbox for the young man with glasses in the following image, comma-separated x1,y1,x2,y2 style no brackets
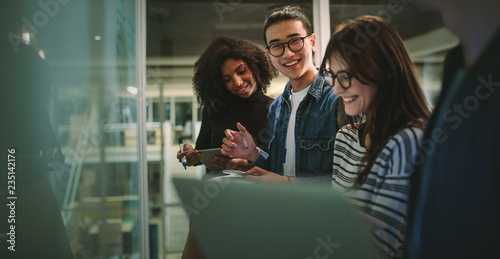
221,5,340,184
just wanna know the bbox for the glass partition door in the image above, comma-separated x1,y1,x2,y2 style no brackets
1,0,148,258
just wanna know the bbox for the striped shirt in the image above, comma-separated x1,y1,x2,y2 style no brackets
332,125,423,259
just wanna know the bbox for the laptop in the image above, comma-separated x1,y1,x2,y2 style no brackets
173,176,379,259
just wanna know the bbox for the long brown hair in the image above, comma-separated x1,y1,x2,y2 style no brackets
320,15,431,187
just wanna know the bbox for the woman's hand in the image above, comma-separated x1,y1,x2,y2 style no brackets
243,166,288,184
221,123,260,162
177,144,201,166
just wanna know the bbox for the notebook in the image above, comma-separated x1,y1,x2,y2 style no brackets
173,177,380,259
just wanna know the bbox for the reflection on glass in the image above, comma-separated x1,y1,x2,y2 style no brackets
1,0,146,258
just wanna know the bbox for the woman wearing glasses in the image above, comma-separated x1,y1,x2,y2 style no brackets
177,36,277,171
320,15,430,258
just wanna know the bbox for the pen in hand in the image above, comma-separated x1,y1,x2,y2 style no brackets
178,138,187,170
236,122,248,149
240,131,248,149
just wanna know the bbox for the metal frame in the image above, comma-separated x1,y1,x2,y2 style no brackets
313,0,331,67
136,0,150,258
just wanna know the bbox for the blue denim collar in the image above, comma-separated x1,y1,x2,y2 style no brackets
282,72,326,102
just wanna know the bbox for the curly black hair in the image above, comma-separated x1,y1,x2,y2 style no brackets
192,36,277,114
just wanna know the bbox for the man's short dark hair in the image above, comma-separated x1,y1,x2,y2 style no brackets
263,5,312,46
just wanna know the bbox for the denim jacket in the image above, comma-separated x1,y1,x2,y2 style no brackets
251,72,341,182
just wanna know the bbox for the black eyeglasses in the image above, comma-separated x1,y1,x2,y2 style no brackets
324,70,352,89
266,34,312,57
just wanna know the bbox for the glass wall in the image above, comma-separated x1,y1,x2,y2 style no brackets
1,0,148,258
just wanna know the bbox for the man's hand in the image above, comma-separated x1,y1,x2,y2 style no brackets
221,123,260,162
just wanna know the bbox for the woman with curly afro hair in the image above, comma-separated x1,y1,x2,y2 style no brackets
177,36,277,172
